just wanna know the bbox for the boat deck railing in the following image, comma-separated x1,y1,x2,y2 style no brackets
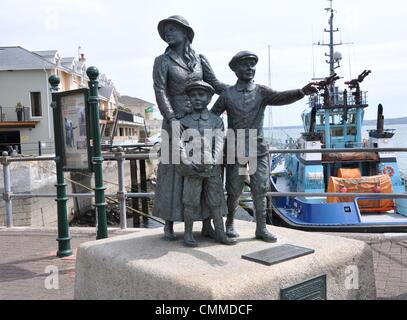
1,146,406,230
308,91,368,108
269,146,407,154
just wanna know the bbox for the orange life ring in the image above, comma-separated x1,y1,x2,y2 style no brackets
383,166,395,177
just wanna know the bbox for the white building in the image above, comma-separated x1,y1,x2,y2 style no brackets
0,46,88,155
0,46,145,154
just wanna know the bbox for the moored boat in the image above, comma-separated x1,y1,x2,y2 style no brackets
269,1,407,232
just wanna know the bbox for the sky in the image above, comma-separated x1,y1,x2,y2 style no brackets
1,0,406,126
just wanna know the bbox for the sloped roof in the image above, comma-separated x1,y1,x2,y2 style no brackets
33,50,58,57
0,46,56,71
60,57,75,69
61,57,75,64
99,86,114,100
119,95,154,106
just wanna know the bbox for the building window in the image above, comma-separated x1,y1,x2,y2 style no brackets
30,92,42,117
119,128,124,136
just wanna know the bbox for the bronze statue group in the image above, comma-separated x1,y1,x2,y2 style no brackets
152,15,318,247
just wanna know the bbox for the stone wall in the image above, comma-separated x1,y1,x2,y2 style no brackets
0,158,156,227
0,160,74,227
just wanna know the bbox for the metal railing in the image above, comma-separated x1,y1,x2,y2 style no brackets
0,141,54,156
0,106,30,122
1,146,407,230
0,147,156,229
308,91,369,108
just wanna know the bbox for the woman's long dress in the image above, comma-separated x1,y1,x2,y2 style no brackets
152,48,227,221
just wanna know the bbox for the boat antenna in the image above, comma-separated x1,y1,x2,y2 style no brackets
312,1,352,89
324,0,340,77
312,1,340,80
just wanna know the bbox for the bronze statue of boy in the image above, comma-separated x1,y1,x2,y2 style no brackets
178,80,237,247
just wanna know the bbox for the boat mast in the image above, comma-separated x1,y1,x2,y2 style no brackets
314,1,343,86
325,0,337,77
320,0,349,101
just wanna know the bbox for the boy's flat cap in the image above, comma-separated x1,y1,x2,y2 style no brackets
229,51,259,70
185,80,215,95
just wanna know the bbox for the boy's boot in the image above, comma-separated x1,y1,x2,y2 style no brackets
164,220,176,240
213,209,237,245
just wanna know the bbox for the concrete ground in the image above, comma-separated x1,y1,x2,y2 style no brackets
0,225,406,300
370,238,407,299
0,227,138,300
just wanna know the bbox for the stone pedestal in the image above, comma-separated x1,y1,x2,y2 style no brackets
74,220,376,300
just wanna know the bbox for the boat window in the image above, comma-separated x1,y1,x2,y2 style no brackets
330,114,343,125
331,127,344,137
347,127,357,135
317,115,324,125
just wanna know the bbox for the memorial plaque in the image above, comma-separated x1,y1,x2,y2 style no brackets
241,244,314,266
281,275,327,300
55,88,93,172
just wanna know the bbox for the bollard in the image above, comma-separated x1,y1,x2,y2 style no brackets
116,147,127,229
49,75,72,257
1,151,13,227
87,67,108,239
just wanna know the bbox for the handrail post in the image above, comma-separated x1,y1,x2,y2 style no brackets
87,67,108,239
49,75,72,257
1,151,13,227
38,141,42,156
115,147,127,229
130,158,140,227
140,159,149,225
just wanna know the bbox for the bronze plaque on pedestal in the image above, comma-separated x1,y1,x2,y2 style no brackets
281,275,327,300
241,244,314,266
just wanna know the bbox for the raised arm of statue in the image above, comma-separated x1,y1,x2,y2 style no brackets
200,54,229,95
210,94,227,116
260,85,305,106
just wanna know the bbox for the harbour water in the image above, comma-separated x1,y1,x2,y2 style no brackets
269,124,407,174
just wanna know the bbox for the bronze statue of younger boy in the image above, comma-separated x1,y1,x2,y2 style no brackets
212,51,317,242
178,80,237,247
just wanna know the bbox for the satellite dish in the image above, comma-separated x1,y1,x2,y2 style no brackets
333,51,343,61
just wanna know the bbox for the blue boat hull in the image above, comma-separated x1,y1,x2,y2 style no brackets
269,180,407,233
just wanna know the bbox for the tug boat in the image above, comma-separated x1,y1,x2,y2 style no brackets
269,1,407,232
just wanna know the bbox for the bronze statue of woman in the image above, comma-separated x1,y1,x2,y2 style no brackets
152,15,227,240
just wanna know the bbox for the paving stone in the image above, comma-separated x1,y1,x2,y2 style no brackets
375,281,386,289
1,228,406,300
0,228,136,300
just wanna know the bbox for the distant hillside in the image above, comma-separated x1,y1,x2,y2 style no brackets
271,117,407,129
270,125,302,130
363,117,407,126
